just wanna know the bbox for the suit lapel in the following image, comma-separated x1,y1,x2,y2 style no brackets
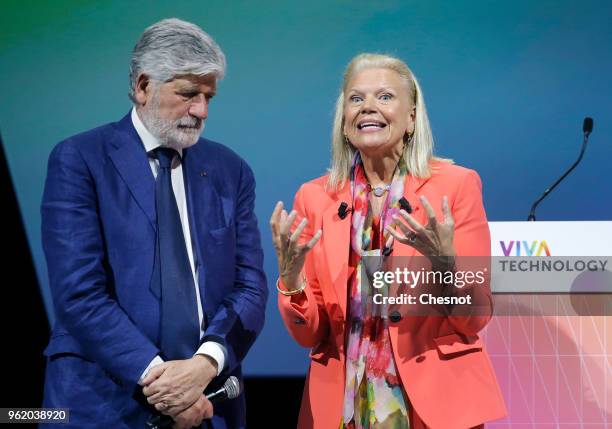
108,113,156,229
182,143,226,315
182,144,224,236
392,174,430,256
321,183,352,320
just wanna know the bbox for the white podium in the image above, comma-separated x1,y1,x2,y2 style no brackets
489,221,612,256
488,221,612,294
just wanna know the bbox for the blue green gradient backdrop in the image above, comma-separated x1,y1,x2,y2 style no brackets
1,0,611,375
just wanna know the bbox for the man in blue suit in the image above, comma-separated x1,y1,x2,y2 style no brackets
41,18,267,429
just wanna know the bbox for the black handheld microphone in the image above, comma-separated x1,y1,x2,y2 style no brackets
398,197,413,214
338,202,351,219
146,376,242,429
527,117,594,221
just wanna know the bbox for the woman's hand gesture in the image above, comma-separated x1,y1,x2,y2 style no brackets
386,195,456,270
270,201,322,291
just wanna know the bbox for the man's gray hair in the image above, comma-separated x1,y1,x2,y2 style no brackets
128,18,226,102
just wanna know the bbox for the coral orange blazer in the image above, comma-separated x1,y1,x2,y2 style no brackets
278,161,507,429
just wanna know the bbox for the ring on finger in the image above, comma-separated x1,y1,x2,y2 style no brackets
408,232,417,243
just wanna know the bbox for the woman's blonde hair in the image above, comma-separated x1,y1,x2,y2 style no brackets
328,53,448,190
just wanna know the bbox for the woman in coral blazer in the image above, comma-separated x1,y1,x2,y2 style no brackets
270,53,506,429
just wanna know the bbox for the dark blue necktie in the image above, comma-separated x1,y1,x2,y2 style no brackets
150,147,200,360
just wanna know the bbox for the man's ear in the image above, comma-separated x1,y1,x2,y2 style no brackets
134,73,151,105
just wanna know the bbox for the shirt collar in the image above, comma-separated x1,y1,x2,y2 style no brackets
131,107,183,158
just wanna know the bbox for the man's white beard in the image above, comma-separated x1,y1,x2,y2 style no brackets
139,93,204,150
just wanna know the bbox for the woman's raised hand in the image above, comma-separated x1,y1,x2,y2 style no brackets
386,195,456,270
270,201,322,291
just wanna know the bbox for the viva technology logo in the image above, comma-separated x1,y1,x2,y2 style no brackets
500,240,551,256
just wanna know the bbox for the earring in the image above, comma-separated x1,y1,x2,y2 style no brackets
403,131,414,144
344,134,350,144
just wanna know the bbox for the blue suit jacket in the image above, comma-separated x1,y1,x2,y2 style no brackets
41,113,268,428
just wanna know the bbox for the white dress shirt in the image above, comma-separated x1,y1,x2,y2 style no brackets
132,108,226,382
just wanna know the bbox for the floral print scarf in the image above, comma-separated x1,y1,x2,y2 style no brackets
342,152,410,429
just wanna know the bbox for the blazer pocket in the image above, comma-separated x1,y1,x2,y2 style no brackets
44,333,89,359
433,333,482,358
208,224,233,242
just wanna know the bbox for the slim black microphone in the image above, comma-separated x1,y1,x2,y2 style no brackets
527,117,594,221
583,117,593,136
338,202,351,219
398,197,413,213
146,376,242,429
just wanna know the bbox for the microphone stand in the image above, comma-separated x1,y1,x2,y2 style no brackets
527,117,593,221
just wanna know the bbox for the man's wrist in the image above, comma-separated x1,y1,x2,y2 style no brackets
196,341,226,376
193,354,218,381
139,355,165,386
